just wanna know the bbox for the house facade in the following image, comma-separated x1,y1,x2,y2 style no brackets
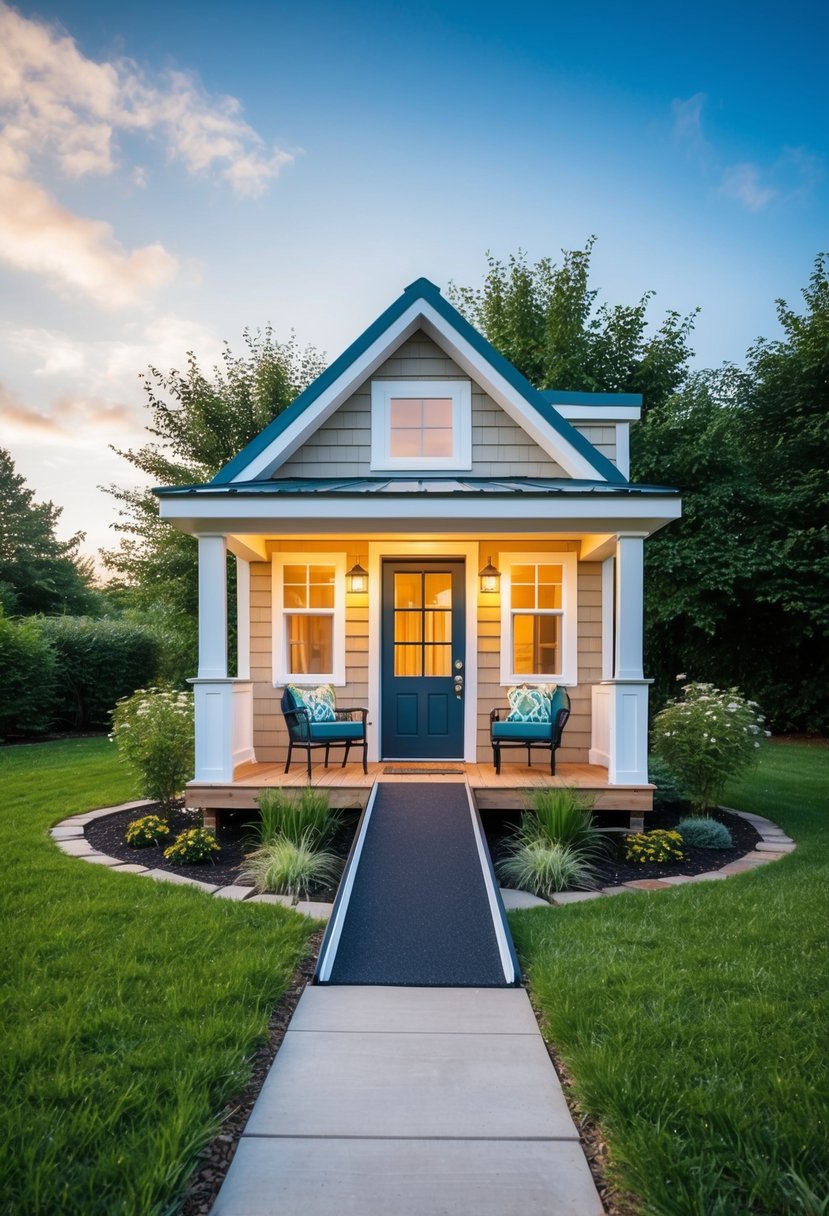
154,279,681,799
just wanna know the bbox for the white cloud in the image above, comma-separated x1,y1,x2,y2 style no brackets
672,92,708,156
719,163,777,211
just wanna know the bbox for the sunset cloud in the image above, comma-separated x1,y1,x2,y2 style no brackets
0,382,140,441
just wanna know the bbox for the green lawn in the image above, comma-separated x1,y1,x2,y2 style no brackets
511,741,829,1216
0,737,314,1216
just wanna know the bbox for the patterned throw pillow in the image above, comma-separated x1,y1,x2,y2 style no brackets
506,684,556,723
288,684,336,722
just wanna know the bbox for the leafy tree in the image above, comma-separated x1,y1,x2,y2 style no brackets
103,328,326,682
0,448,95,616
448,239,698,412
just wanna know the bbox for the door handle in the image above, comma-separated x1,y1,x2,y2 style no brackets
453,674,464,700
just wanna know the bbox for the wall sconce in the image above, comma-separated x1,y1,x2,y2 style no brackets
347,558,369,594
478,556,501,594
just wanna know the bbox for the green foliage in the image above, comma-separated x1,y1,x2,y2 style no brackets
653,681,766,811
448,240,697,412
0,612,57,738
0,447,95,617
676,816,733,850
103,328,326,676
254,785,337,847
125,814,171,848
241,831,341,898
38,615,161,730
522,786,607,863
0,736,312,1214
498,839,596,898
624,828,685,864
163,826,220,864
110,687,194,807
648,756,688,810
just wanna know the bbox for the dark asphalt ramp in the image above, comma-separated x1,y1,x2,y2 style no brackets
327,782,512,987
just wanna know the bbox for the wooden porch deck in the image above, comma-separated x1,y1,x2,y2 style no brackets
187,760,653,816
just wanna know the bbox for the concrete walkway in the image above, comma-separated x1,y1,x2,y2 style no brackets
210,985,603,1216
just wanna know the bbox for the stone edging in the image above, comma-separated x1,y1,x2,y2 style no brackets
51,802,796,918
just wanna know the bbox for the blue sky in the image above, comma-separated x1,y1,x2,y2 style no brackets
1,0,826,561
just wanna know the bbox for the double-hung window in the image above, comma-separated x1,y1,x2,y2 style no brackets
273,554,346,685
370,379,472,470
500,552,577,685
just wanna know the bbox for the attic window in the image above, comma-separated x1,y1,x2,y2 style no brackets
370,379,472,470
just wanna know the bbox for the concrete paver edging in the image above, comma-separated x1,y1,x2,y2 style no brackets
50,801,794,918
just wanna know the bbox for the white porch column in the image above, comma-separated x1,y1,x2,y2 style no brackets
191,536,255,785
235,556,251,680
590,534,650,786
198,535,228,678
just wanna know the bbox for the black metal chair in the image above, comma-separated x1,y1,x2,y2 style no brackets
280,687,368,780
490,688,571,776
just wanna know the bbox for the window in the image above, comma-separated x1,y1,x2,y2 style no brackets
370,379,472,470
500,552,577,685
273,555,346,684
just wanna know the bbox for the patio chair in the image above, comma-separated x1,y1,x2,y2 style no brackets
490,686,571,776
281,685,368,780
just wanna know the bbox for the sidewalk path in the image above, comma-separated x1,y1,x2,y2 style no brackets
210,985,603,1215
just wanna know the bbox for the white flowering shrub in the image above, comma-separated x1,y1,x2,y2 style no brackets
652,681,768,813
111,687,194,808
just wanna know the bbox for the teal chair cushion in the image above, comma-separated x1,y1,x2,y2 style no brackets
550,687,569,718
491,721,551,741
309,722,364,741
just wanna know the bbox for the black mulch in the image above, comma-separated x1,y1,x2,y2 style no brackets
481,805,762,887
85,804,360,898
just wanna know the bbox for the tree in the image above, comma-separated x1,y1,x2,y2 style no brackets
103,328,326,682
448,239,698,413
0,448,95,616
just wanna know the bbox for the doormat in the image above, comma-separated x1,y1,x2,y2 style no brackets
382,766,465,775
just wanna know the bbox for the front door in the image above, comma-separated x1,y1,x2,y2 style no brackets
381,560,466,759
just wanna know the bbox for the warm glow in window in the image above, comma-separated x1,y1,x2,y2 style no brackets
389,397,453,458
506,562,567,679
275,559,342,681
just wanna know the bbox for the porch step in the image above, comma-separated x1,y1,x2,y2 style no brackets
316,781,519,988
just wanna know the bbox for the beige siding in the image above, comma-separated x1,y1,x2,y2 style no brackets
574,424,616,466
275,330,570,479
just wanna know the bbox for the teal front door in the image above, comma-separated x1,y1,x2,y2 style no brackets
381,560,466,759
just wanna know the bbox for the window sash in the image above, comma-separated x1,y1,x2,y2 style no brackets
273,554,346,685
500,552,577,685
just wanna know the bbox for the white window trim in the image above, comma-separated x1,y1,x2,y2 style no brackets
370,378,472,471
272,553,346,686
499,551,578,686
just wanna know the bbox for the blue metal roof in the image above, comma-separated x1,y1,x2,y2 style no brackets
155,476,678,498
211,278,629,487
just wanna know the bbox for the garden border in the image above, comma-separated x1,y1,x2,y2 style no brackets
50,801,796,915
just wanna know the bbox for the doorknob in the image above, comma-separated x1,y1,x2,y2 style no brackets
453,673,464,700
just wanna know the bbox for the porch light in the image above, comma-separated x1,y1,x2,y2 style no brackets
478,556,501,594
347,558,369,594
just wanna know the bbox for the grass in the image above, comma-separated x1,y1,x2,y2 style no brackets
510,740,829,1215
0,737,314,1215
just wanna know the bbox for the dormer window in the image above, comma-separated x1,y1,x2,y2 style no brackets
370,379,472,471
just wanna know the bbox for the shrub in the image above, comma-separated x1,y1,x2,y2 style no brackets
163,827,220,865
0,613,56,738
625,829,685,864
652,681,768,812
677,816,733,850
521,786,607,864
39,616,160,730
110,687,194,808
498,840,596,899
254,786,337,846
240,832,341,898
648,756,688,810
125,814,170,848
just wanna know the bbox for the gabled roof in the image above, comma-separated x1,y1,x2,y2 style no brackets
212,278,629,486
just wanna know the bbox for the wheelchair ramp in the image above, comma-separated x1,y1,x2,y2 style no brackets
316,781,519,987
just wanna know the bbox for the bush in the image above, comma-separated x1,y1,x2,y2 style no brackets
38,616,161,730
125,815,170,848
677,816,733,850
648,756,687,810
163,827,220,865
521,787,607,864
625,829,685,864
241,832,341,898
652,681,768,812
110,687,194,808
498,840,596,899
254,786,337,846
0,613,56,738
